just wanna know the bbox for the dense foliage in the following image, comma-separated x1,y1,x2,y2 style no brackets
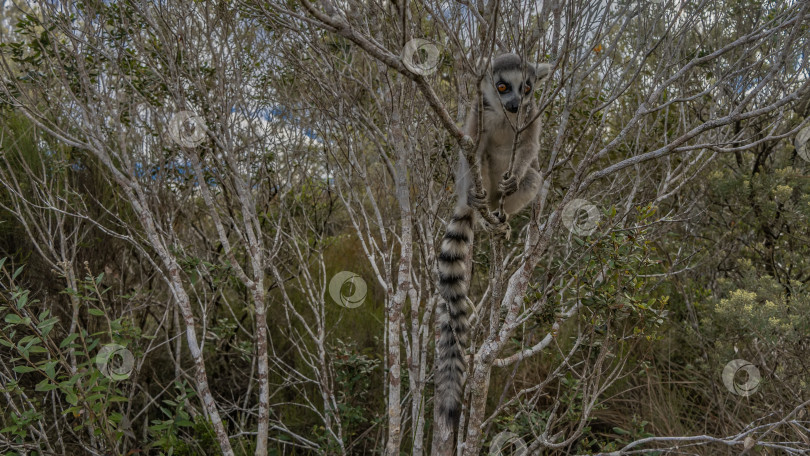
0,0,808,455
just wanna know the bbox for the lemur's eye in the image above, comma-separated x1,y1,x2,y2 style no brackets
524,81,532,94
497,82,508,93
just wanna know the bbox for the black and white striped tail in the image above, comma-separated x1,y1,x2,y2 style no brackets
436,204,474,427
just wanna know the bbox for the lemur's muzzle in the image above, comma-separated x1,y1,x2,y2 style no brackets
505,101,519,113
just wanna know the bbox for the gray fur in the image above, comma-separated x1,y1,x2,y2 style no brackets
471,53,549,219
436,53,550,430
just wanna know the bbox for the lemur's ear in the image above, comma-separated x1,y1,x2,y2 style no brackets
533,63,551,81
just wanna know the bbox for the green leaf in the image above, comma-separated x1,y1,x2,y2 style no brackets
12,265,24,280
87,308,105,317
85,394,105,402
60,333,80,349
43,360,57,378
21,336,41,351
39,319,58,337
16,291,28,309
4,314,23,324
65,391,78,405
64,406,82,417
65,372,83,387
86,339,99,352
12,365,36,374
37,317,59,331
35,379,58,392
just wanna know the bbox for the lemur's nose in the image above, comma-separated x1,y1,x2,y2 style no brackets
505,102,519,113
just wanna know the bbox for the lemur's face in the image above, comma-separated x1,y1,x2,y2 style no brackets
483,54,550,115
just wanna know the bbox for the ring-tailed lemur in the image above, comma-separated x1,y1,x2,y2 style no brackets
436,53,550,428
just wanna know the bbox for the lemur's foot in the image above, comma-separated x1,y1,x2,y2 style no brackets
483,211,511,240
467,188,488,209
491,209,507,224
499,172,519,196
